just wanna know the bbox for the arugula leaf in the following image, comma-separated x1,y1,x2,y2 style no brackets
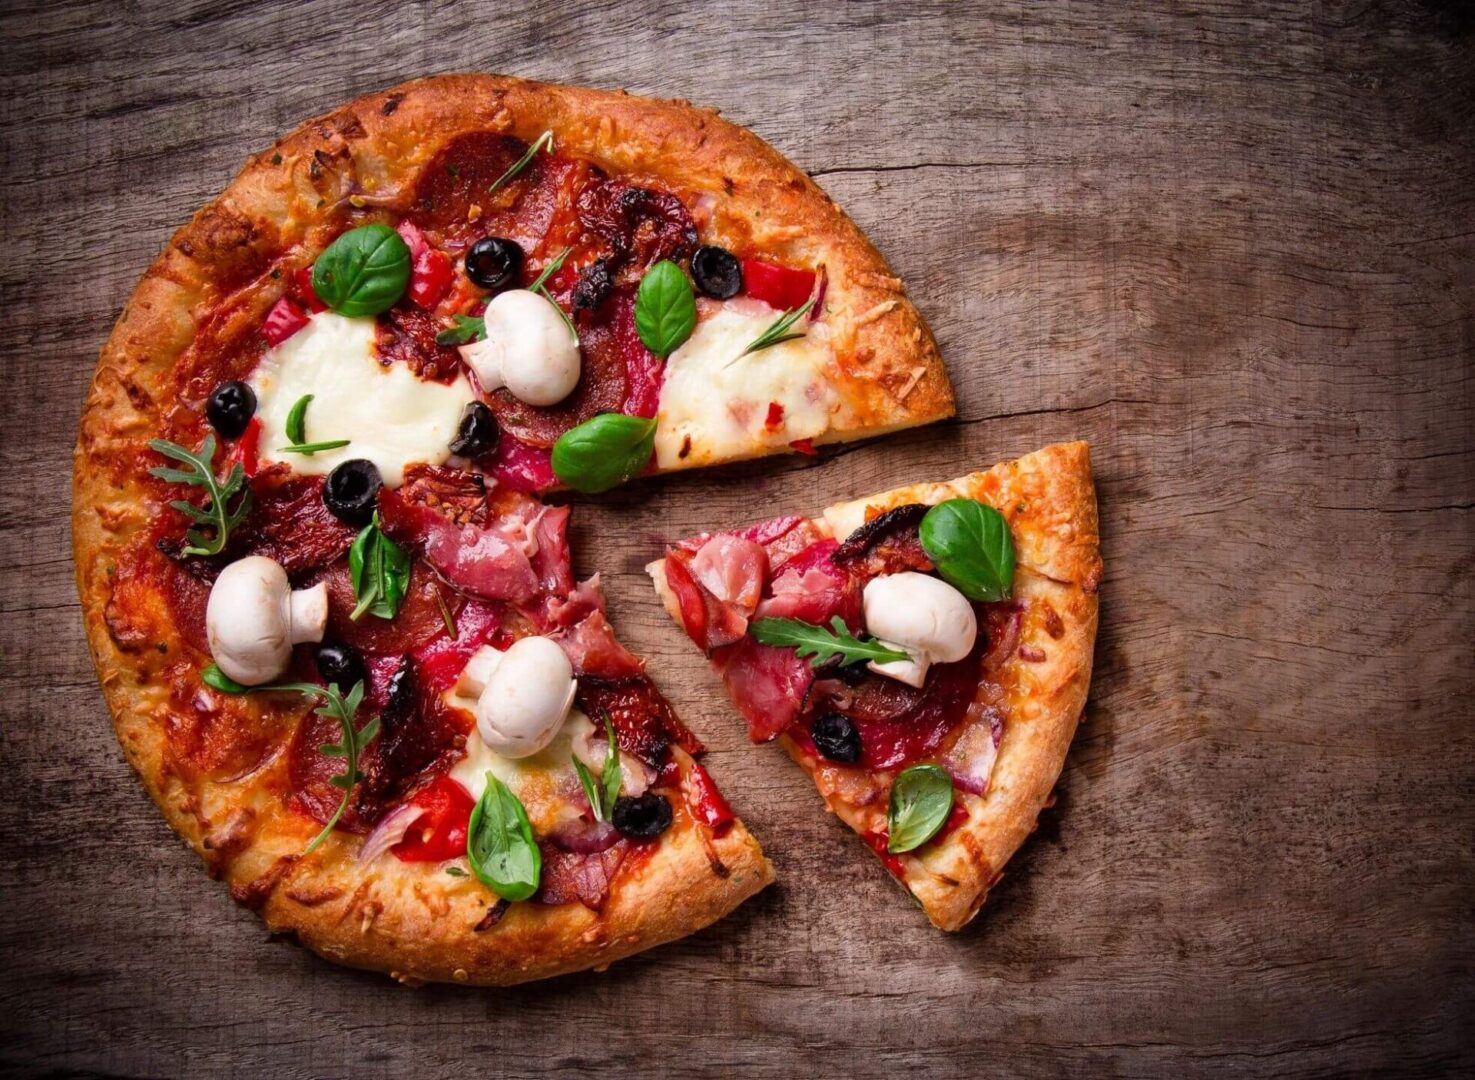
919,499,1016,602
348,512,410,621
488,130,554,196
202,669,377,855
551,413,657,494
886,764,954,853
736,296,815,359
749,615,912,668
467,772,542,901
634,260,696,358
311,224,411,317
148,435,253,557
435,314,486,346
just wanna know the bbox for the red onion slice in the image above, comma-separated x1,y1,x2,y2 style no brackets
549,818,620,854
357,803,425,864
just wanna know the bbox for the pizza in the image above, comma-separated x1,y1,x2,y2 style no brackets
71,74,959,985
648,443,1101,930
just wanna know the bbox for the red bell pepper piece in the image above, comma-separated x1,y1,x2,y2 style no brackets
764,401,785,429
683,760,736,836
226,417,261,478
262,296,309,346
397,221,453,310
788,437,818,456
391,775,475,862
291,266,327,313
741,257,816,312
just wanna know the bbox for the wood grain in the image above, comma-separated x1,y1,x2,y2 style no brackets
3,0,1473,1076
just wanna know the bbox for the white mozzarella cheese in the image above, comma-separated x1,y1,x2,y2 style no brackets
446,686,594,805
654,304,838,469
249,312,474,487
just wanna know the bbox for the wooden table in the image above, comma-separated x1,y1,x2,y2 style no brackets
3,2,1471,1076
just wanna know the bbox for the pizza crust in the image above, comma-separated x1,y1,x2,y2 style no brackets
73,75,882,985
649,442,1101,931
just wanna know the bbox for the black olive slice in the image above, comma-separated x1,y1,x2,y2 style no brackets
690,245,742,299
205,380,257,439
810,712,863,764
611,793,673,840
323,459,382,525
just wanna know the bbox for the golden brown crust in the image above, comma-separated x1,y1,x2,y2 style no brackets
649,443,1100,931
71,75,903,985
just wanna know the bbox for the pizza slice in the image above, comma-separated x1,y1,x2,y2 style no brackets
648,443,1101,929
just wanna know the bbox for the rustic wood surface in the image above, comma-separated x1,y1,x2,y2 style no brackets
3,1,1472,1076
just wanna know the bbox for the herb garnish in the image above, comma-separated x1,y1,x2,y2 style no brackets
277,393,350,455
550,413,658,493
348,511,411,621
311,224,411,317
572,713,623,823
749,615,912,668
488,130,554,196
735,296,815,360
633,260,697,358
886,764,954,853
466,772,542,901
202,666,378,855
434,314,486,346
148,435,253,557
919,499,1016,602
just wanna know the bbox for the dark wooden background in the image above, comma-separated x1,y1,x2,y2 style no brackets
3,1,1472,1076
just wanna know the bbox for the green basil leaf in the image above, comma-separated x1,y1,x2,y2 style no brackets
467,772,542,901
202,663,249,694
551,413,657,494
634,260,696,358
435,314,485,346
749,615,912,668
311,224,411,317
919,498,1016,602
886,764,954,853
285,394,312,445
349,513,410,621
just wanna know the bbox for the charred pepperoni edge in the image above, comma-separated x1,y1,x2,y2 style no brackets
830,502,934,577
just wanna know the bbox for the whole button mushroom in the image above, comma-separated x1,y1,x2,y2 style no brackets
455,636,577,759
459,290,581,407
861,571,978,688
206,556,328,686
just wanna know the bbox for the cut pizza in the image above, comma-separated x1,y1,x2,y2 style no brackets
648,443,1101,930
72,75,959,985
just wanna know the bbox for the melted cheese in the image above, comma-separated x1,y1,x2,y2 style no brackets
249,312,474,487
654,303,838,469
446,692,594,832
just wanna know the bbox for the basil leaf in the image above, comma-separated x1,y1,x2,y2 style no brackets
886,764,954,853
311,224,411,317
435,314,485,346
467,772,542,901
634,260,696,358
749,615,911,668
285,394,312,445
348,512,410,621
551,413,657,493
919,499,1016,602
202,663,248,694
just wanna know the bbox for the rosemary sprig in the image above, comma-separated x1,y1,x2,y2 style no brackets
148,435,252,557
739,296,815,358
488,130,554,196
202,665,378,855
